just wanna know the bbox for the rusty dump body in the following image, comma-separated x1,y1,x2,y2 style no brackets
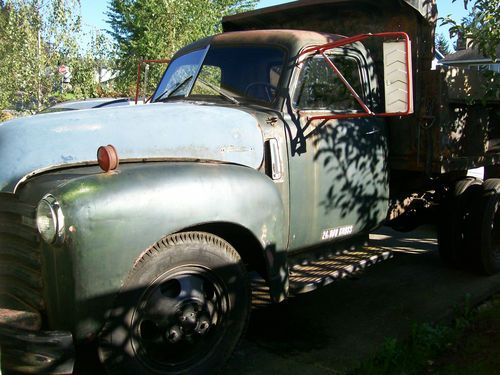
223,0,500,177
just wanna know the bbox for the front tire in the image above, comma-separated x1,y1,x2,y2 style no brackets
98,232,250,375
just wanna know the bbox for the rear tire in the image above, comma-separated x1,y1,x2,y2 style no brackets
98,232,251,375
470,179,500,275
437,177,483,266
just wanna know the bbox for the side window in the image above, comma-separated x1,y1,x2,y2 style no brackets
294,54,364,112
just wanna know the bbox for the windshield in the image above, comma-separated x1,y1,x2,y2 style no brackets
152,45,285,104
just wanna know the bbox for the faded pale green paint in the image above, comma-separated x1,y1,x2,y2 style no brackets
282,43,388,250
19,162,286,339
286,117,389,250
9,29,391,343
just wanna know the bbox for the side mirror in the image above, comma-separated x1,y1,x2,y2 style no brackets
383,40,413,114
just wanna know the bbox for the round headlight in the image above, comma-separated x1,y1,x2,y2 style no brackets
36,195,64,243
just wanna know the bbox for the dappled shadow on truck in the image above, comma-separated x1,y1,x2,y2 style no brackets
31,259,278,375
424,67,500,175
312,117,387,231
281,44,389,235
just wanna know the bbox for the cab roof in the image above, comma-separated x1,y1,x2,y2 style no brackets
172,29,345,60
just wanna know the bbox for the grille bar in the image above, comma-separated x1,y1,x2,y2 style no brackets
0,193,44,312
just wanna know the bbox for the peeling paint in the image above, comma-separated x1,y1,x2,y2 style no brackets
53,124,101,133
220,145,254,153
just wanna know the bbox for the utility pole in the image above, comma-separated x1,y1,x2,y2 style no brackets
96,29,103,84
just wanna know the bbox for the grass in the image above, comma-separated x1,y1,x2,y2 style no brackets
352,295,500,375
431,295,500,375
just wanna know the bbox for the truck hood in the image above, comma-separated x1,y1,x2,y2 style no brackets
0,102,264,193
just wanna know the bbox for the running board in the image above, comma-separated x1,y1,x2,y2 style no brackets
288,246,392,295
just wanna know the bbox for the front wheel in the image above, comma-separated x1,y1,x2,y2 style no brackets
98,232,250,375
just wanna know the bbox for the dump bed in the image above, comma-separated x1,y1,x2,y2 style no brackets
391,66,500,173
223,0,500,174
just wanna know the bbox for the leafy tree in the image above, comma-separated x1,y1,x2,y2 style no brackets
0,0,84,111
0,0,116,112
66,29,116,99
441,0,499,61
435,33,451,55
107,0,257,95
0,1,39,110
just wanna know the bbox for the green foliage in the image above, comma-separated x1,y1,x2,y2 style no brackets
0,1,41,110
435,33,451,55
107,0,257,95
0,0,115,112
0,0,79,111
352,296,476,375
441,0,499,61
63,30,117,101
436,296,500,375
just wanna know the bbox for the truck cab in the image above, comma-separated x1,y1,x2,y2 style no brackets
151,29,391,249
0,28,407,375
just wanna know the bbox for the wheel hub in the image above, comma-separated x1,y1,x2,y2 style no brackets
179,303,199,330
133,267,227,367
163,301,213,342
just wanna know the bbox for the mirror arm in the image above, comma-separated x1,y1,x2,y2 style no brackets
135,58,171,104
297,31,413,121
319,51,373,115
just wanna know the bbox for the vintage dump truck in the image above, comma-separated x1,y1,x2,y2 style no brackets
0,0,498,374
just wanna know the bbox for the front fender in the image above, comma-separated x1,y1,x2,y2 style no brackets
28,162,286,340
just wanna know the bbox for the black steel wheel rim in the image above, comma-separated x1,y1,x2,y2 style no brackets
131,265,229,371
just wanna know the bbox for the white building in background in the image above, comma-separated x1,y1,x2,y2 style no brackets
440,44,500,73
431,49,445,70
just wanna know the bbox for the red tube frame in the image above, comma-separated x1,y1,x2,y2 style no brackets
135,59,171,104
298,32,413,121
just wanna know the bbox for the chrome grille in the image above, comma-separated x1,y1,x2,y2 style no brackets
0,193,44,312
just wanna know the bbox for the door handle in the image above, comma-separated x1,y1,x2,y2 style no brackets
268,138,283,180
365,127,380,135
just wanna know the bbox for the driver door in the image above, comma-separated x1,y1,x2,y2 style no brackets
284,49,389,251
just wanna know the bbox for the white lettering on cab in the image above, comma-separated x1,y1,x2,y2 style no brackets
321,225,353,240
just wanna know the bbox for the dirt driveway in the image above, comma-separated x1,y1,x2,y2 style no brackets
223,226,500,374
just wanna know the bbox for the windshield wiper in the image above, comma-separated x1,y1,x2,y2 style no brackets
197,78,240,105
156,75,193,102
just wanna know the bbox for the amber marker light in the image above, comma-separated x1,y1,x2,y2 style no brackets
97,144,119,172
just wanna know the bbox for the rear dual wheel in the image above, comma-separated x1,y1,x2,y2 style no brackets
470,179,500,274
98,232,250,375
438,177,500,275
438,177,482,265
